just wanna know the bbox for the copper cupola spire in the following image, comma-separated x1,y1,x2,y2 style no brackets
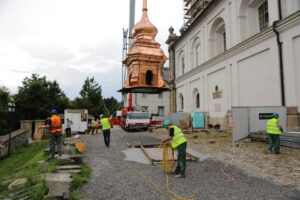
119,0,168,94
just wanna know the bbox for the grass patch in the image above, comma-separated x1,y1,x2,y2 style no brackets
70,163,92,200
0,140,57,198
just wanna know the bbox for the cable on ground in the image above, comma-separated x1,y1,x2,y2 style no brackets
111,130,194,200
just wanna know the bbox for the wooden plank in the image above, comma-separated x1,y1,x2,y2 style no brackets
140,145,154,164
186,152,199,161
134,144,160,148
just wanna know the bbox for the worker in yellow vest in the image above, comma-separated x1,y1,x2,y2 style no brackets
100,114,111,147
266,113,283,154
162,120,187,178
91,118,97,135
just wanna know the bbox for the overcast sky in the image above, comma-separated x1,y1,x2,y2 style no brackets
0,0,183,101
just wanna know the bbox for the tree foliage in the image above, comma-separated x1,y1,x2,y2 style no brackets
71,77,109,118
14,74,69,120
0,86,10,135
104,97,122,116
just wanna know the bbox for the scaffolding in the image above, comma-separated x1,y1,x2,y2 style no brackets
122,28,128,92
183,0,213,28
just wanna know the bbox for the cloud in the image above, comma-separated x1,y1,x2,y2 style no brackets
0,0,183,101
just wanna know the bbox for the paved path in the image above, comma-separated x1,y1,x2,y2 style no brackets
80,128,300,200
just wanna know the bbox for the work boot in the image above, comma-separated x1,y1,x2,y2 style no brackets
175,174,185,178
268,148,273,153
171,170,180,175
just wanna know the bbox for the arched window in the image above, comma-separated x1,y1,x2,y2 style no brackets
192,38,200,68
209,17,226,58
196,44,200,67
181,57,185,75
178,51,185,76
239,0,269,41
192,88,200,109
178,93,184,111
146,70,153,85
196,93,200,108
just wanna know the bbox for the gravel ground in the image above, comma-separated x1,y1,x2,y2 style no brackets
80,128,300,200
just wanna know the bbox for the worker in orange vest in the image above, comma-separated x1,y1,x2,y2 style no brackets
40,109,62,158
49,109,62,158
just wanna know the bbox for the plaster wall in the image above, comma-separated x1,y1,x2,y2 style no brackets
171,0,300,129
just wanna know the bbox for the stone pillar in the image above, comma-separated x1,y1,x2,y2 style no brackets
34,120,46,141
166,26,178,113
20,120,33,139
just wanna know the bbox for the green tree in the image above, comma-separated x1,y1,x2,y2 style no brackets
14,74,69,120
0,86,10,135
104,97,122,116
71,77,109,118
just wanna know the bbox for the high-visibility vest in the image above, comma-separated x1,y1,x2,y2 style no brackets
101,118,111,130
266,118,282,135
50,115,62,133
91,120,97,127
170,126,187,149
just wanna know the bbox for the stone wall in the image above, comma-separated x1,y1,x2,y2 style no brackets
287,114,300,132
0,128,30,158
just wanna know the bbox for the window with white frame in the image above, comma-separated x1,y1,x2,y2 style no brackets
178,93,184,111
258,1,269,31
223,32,227,51
158,106,164,116
196,93,200,108
209,17,226,57
196,44,200,67
182,57,185,75
239,0,269,41
141,106,148,112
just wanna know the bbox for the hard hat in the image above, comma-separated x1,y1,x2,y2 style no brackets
163,120,171,128
273,113,279,117
51,109,57,114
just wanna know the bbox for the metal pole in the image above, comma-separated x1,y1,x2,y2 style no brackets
129,0,135,47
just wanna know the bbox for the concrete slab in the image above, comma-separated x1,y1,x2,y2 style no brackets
58,169,81,173
44,173,72,183
57,165,81,170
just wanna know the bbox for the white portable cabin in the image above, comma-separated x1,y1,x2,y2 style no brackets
64,109,88,133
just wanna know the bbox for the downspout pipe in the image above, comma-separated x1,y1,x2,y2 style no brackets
171,45,177,113
272,0,285,106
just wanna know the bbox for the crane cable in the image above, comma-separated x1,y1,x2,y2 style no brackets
111,131,194,200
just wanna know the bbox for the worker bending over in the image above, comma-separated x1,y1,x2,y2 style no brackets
100,114,111,147
162,120,187,178
267,113,283,154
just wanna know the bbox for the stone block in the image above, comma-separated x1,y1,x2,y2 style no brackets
57,165,81,170
8,178,28,191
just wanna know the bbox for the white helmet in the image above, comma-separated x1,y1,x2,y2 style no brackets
100,114,103,118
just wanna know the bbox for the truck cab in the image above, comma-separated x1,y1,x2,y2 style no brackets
125,112,150,130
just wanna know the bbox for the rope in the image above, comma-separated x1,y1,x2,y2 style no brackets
111,130,193,200
155,143,194,200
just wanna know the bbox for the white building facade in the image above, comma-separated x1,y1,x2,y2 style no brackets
167,0,300,130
